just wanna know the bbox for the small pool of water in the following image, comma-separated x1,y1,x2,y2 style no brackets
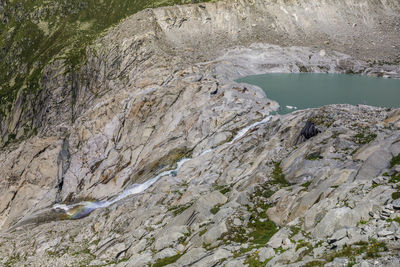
237,73,400,114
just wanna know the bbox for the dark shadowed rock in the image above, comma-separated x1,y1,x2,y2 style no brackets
393,199,400,210
300,120,320,140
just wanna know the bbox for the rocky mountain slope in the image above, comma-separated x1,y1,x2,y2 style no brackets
0,0,212,146
0,0,400,266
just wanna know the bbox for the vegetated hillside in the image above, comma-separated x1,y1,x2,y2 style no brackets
0,0,211,113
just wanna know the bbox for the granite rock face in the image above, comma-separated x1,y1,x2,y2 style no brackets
0,0,400,266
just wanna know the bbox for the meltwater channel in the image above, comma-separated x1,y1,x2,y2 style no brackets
53,116,273,219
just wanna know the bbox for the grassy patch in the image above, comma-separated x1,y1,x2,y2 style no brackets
389,173,400,183
387,217,400,224
244,251,271,267
303,260,325,267
4,253,21,267
390,154,400,168
353,132,377,144
210,204,221,215
392,191,400,200
295,239,388,266
295,240,312,251
152,252,184,267
290,225,302,238
220,224,248,244
357,220,368,226
271,162,289,187
69,243,96,267
202,242,216,251
253,186,275,199
213,184,232,195
199,228,207,236
305,152,322,161
248,217,277,245
305,154,322,161
301,181,312,188
351,148,359,155
310,115,334,127
323,240,387,265
220,185,278,249
168,202,193,216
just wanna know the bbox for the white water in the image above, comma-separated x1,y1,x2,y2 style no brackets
229,116,272,144
53,116,272,217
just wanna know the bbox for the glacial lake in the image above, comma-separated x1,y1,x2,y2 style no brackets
236,73,400,114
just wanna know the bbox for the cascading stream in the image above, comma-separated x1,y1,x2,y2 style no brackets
53,115,273,219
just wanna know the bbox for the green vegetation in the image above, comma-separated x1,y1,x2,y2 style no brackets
388,172,400,199
0,0,214,116
246,186,278,245
244,251,271,267
353,132,377,144
392,191,400,200
271,162,289,186
3,132,16,147
330,240,387,262
299,239,388,266
295,240,312,251
152,252,184,267
301,181,312,188
387,217,400,224
303,260,325,267
310,115,334,128
357,220,368,226
390,153,400,168
213,184,232,195
351,148,359,155
389,173,400,183
210,204,221,215
220,185,278,259
253,185,275,199
69,243,96,267
202,242,217,251
290,225,301,237
168,202,193,216
248,216,277,245
305,152,322,161
177,229,192,246
290,234,388,266
4,253,21,267
199,228,207,236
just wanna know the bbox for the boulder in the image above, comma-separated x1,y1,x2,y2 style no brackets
202,221,228,244
154,248,178,261
300,121,320,140
267,228,290,249
355,149,392,181
258,247,275,262
312,205,371,238
393,199,400,210
328,228,348,244
154,226,188,251
377,230,394,237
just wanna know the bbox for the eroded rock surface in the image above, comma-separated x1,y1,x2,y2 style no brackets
0,0,400,266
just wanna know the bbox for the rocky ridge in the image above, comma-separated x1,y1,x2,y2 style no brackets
0,0,400,266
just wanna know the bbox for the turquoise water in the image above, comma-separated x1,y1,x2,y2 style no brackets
237,74,400,114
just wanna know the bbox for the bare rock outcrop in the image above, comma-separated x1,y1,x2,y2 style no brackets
0,0,399,266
